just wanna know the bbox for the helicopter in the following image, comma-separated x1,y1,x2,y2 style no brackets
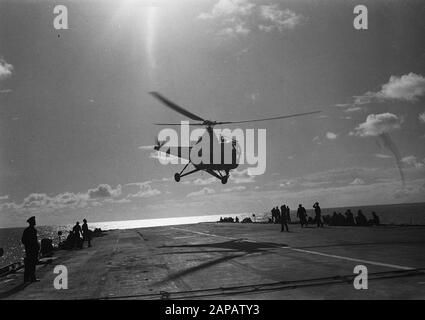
149,91,321,184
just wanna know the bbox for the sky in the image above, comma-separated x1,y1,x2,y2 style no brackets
0,0,424,227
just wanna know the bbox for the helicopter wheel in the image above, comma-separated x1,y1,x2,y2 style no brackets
174,173,181,182
221,176,228,184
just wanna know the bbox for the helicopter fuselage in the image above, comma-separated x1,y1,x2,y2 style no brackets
188,128,240,172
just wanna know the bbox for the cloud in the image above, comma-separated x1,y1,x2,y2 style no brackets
350,178,365,185
198,0,255,19
192,177,217,186
401,155,425,169
354,73,425,105
0,183,135,213
219,22,251,36
18,191,90,211
138,145,155,150
375,73,425,101
419,112,425,124
374,153,392,159
126,182,161,199
88,184,122,199
274,167,384,191
198,0,302,36
259,5,303,31
326,132,338,140
0,202,21,211
0,58,13,80
393,182,425,201
352,113,402,137
0,195,9,201
0,89,12,94
312,136,321,145
21,193,53,209
53,192,88,206
104,198,132,204
223,186,246,192
187,187,216,197
230,168,255,184
149,151,180,162
335,103,351,108
345,107,363,113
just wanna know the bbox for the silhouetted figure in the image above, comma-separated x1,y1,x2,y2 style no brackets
279,205,288,222
275,207,279,223
73,221,83,249
345,210,355,226
323,215,331,225
82,219,92,248
313,202,323,228
0,247,3,257
355,210,367,226
286,206,291,223
235,216,239,223
274,206,279,224
21,216,39,283
40,238,53,257
337,212,346,226
297,204,307,227
271,207,277,223
371,212,380,226
280,205,289,232
330,212,338,226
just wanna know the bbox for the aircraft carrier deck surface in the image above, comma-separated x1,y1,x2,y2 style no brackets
1,223,425,300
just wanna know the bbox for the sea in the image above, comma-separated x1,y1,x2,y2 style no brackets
1,202,424,268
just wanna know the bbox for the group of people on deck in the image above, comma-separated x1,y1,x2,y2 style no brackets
21,216,92,283
325,210,380,226
271,202,324,232
271,205,291,232
271,202,381,231
68,219,92,249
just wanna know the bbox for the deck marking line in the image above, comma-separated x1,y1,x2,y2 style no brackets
170,227,238,240
171,226,415,271
290,248,414,270
174,236,197,239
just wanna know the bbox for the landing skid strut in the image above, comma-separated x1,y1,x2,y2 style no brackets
174,162,230,184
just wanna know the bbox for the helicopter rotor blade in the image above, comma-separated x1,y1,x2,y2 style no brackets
153,123,205,126
149,92,205,122
215,110,322,125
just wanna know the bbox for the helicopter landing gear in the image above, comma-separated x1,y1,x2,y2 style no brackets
221,175,228,184
174,173,181,182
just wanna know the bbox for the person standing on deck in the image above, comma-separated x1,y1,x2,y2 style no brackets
371,212,380,226
297,204,307,227
286,206,291,223
280,205,289,232
82,219,92,248
73,221,83,249
313,202,323,228
21,216,40,283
